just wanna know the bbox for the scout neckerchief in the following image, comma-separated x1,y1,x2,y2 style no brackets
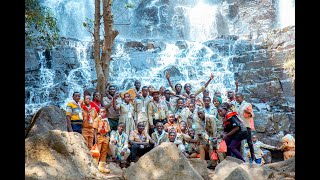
137,131,145,142
115,130,126,148
155,129,166,145
99,116,109,134
81,103,93,123
91,100,102,112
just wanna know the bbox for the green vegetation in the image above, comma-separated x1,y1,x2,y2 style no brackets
25,0,60,49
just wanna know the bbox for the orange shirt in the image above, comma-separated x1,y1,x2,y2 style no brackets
93,116,111,136
164,122,179,132
81,103,98,128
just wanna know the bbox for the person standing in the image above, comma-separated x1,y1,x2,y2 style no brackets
235,93,256,162
218,103,247,162
103,85,121,131
93,107,111,173
133,86,151,131
114,93,135,136
81,94,98,149
91,92,103,113
66,92,83,134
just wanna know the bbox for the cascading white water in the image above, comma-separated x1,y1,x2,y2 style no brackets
188,2,219,42
25,40,94,117
25,51,56,117
278,0,295,28
42,0,94,41
25,0,238,116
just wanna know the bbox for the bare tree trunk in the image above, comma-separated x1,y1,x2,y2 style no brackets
100,0,118,95
93,0,118,97
93,0,105,96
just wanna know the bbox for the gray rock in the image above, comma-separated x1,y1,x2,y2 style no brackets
25,106,67,138
225,166,251,180
188,159,209,180
25,48,41,72
123,142,203,180
25,130,109,179
262,149,272,164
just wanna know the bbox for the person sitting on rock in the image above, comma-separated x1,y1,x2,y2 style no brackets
81,94,98,150
109,122,130,168
93,107,111,173
194,108,218,168
129,122,154,162
164,112,179,132
183,128,200,158
151,122,169,147
245,135,277,165
217,103,247,162
279,130,295,160
66,92,83,134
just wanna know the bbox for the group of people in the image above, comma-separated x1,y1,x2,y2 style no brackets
65,72,295,173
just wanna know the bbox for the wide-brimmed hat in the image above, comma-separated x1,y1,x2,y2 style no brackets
150,88,160,96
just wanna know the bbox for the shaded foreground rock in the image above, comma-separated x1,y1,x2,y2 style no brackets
225,166,251,180
209,156,295,180
263,157,295,179
188,158,209,180
25,130,111,180
25,106,67,138
123,142,203,180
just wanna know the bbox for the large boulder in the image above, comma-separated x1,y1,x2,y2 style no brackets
188,158,209,180
25,130,110,180
262,157,295,179
225,166,251,180
123,142,203,180
209,156,295,180
211,156,245,179
25,106,67,138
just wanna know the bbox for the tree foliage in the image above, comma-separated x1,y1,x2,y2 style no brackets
25,0,60,49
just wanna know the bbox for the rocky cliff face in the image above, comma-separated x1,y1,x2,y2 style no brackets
230,26,295,158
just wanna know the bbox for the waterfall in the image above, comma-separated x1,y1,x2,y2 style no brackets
25,0,241,116
41,0,95,41
278,0,295,28
188,2,219,42
25,40,94,117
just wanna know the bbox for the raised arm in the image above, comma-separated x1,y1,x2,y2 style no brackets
113,93,120,111
204,73,214,88
235,79,239,93
165,71,175,91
